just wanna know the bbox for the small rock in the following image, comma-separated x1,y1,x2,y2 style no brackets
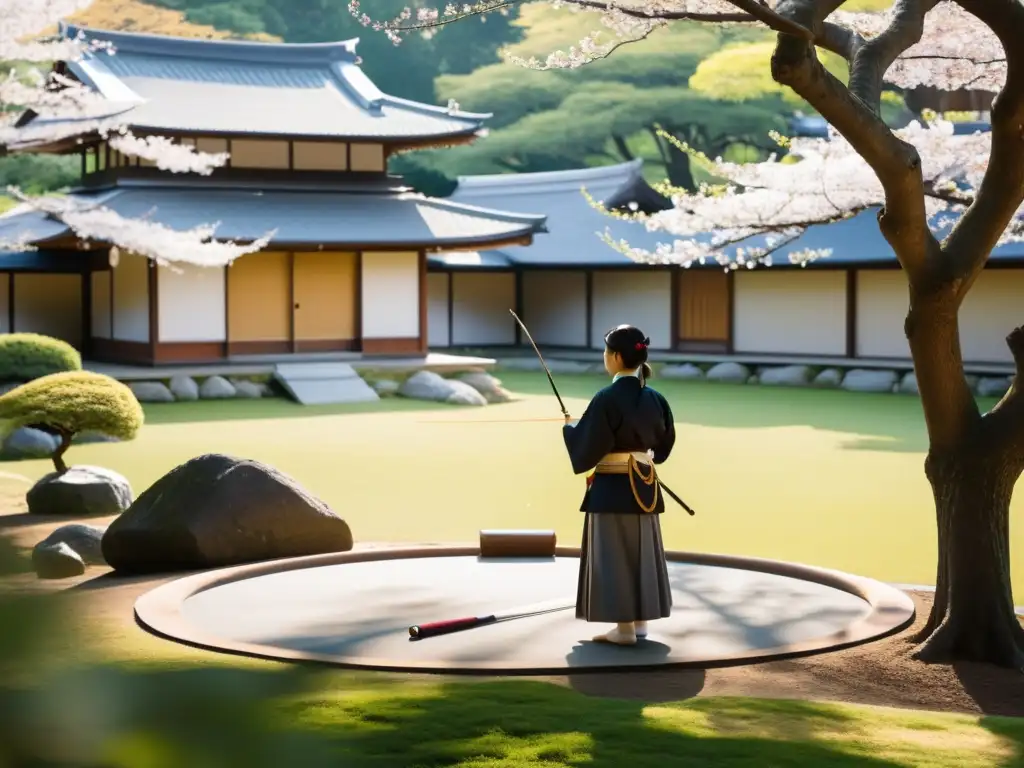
759,365,813,387
27,465,133,517
841,368,899,393
36,523,106,565
399,371,455,401
977,376,1011,398
32,541,86,579
257,383,274,397
231,380,263,399
199,375,236,399
2,427,58,459
445,381,488,406
812,368,843,388
706,362,751,384
898,372,919,395
747,374,760,385
128,381,174,403
374,380,400,396
661,364,705,380
459,372,512,403
169,375,199,401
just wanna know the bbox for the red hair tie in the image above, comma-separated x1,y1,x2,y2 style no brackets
635,342,647,350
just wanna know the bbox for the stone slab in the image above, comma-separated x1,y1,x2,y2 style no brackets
135,548,915,675
272,363,379,405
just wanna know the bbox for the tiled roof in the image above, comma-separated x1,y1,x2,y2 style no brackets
429,160,1024,270
11,24,491,143
432,159,668,267
0,181,546,250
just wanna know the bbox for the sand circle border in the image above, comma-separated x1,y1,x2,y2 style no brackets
133,546,916,675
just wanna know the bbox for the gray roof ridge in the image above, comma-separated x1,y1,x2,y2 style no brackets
453,158,644,195
60,23,360,66
78,178,425,196
411,193,547,230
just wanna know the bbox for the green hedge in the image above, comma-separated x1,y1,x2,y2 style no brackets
0,371,143,442
0,333,82,382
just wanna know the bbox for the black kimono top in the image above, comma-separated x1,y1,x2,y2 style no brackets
562,373,676,514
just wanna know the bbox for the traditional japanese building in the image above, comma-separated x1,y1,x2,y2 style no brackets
0,24,546,365
428,158,1024,370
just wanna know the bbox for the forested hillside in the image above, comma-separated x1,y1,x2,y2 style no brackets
2,0,914,201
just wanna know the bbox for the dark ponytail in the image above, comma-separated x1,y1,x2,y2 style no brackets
604,325,653,383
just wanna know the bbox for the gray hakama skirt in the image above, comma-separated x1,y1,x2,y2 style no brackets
576,512,673,623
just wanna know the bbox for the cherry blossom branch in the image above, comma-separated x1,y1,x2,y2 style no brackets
771,0,940,280
941,0,1024,293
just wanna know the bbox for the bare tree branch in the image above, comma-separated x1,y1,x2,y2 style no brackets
564,0,814,38
846,0,939,114
941,0,1024,296
770,0,940,280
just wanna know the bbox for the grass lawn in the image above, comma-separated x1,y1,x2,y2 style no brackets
4,373,1024,764
3,371,1021,595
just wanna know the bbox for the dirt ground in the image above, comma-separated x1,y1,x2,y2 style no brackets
5,495,1024,719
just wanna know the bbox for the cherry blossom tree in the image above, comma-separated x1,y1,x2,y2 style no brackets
359,0,1024,668
0,0,273,266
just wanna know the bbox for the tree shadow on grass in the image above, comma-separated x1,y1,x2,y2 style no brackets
502,373,1002,454
299,677,912,767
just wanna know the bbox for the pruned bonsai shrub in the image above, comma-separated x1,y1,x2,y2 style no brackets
0,371,144,473
0,333,82,383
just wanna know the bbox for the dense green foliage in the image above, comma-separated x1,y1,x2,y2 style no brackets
0,333,82,382
0,370,143,443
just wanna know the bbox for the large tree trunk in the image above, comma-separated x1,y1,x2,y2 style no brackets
915,446,1024,668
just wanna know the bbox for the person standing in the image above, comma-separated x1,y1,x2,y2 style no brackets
562,324,676,645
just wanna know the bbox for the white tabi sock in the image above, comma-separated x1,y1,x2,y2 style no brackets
592,622,637,646
634,620,648,638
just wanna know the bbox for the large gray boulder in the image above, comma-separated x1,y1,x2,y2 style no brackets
129,381,174,403
32,541,85,579
706,362,751,384
458,372,512,403
169,374,200,401
759,365,813,387
101,454,353,574
661,364,705,381
2,427,59,459
199,375,236,399
841,368,899,393
36,523,107,566
26,466,133,517
400,371,486,405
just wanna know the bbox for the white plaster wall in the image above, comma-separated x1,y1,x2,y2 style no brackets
734,270,847,355
959,269,1024,364
361,251,419,338
521,271,587,347
112,252,150,343
855,270,910,359
158,263,227,342
0,275,10,334
91,271,111,338
451,272,516,346
427,272,450,347
13,274,82,347
591,271,672,350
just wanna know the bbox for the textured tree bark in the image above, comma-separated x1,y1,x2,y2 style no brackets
915,446,1024,667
